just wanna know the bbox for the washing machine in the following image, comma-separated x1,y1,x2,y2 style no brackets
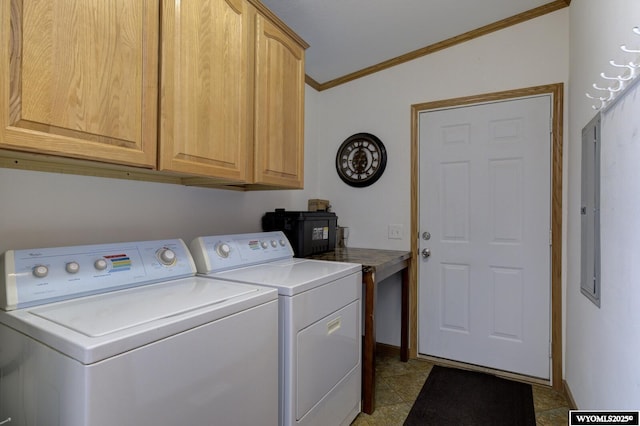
0,238,279,426
190,231,362,426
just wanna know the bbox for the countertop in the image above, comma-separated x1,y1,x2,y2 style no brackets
307,247,411,281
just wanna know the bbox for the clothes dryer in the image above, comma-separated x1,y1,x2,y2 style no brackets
190,231,362,426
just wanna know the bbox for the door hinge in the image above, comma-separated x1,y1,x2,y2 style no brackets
549,229,552,246
549,340,552,359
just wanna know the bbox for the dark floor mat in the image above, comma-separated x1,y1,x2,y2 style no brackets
404,365,536,426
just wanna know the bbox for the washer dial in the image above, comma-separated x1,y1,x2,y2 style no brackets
216,243,231,258
157,248,177,266
32,265,48,278
94,258,109,271
66,262,80,274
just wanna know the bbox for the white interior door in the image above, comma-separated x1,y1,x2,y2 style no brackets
418,95,551,379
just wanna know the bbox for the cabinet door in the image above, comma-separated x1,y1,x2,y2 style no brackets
253,12,305,189
159,0,251,182
0,0,158,167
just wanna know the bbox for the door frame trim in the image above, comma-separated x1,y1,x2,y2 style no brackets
410,83,564,389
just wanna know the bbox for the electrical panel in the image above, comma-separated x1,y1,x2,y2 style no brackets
580,113,601,307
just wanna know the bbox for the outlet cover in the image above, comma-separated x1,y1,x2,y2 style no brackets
388,224,403,239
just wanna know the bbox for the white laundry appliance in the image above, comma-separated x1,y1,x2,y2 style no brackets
189,231,362,426
0,239,279,426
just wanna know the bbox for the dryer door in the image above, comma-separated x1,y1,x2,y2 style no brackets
296,300,360,420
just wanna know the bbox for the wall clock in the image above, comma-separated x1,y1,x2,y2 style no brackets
335,133,387,187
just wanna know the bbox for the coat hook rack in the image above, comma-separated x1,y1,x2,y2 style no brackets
586,26,640,111
607,61,637,81
620,45,640,53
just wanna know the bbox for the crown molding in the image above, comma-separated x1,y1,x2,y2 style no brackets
306,0,569,91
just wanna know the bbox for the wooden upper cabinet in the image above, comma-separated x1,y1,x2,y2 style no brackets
0,0,306,188
252,11,305,188
159,0,251,182
0,0,159,167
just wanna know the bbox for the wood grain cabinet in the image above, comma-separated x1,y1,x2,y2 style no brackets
159,0,251,183
0,0,307,189
160,0,307,188
252,8,306,189
0,0,159,168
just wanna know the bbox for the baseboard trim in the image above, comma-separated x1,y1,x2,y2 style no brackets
375,342,401,357
563,380,578,409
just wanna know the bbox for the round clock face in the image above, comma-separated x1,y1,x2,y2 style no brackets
335,133,387,187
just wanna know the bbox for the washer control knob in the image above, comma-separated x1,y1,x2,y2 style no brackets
279,239,286,247
270,240,277,248
216,243,231,258
158,248,177,266
261,241,268,249
66,262,80,274
94,259,109,271
32,265,48,278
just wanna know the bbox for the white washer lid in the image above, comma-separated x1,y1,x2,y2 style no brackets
0,276,277,364
209,259,361,296
31,278,258,337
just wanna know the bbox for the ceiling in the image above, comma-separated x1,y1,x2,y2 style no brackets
260,0,570,89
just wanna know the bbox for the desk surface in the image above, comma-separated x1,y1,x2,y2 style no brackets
308,248,411,281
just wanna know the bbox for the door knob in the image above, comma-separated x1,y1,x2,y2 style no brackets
422,248,431,258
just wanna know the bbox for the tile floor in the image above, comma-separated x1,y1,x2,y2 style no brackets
352,352,572,425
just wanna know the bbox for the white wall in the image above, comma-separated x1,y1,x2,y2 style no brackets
566,0,640,409
0,85,321,253
314,11,569,346
12,5,639,408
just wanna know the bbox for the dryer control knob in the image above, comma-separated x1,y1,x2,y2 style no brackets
66,261,80,274
216,243,231,258
279,239,286,247
270,240,277,248
94,259,108,271
158,248,177,265
32,265,48,278
261,241,268,249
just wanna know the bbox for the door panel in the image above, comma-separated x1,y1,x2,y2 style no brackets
1,0,158,167
253,13,305,188
418,95,551,379
296,301,360,420
159,0,250,181
440,263,470,333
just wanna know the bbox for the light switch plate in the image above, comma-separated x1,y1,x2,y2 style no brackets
388,224,403,239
